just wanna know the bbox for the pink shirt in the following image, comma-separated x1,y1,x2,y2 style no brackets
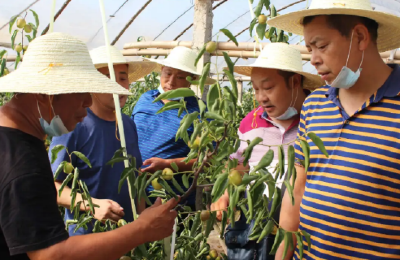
230,106,299,170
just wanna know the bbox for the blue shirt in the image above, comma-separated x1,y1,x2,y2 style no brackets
131,89,199,205
293,64,400,259
50,108,142,236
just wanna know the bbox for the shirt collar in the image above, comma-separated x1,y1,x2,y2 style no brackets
326,64,400,102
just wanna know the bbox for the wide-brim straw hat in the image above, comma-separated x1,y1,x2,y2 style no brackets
0,32,131,95
90,45,157,84
232,43,323,90
267,0,400,53
144,46,216,85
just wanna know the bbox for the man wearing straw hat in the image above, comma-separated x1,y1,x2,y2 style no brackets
0,32,178,260
211,43,323,260
132,46,215,209
49,45,157,237
267,0,400,259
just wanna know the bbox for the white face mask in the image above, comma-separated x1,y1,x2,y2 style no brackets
158,86,182,101
38,101,70,137
329,30,364,89
275,77,299,121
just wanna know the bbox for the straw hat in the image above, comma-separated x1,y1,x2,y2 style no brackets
144,46,216,85
267,0,400,53
232,43,323,90
0,32,131,95
90,45,157,83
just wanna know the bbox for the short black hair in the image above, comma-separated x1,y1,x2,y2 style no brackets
302,15,378,43
277,70,303,88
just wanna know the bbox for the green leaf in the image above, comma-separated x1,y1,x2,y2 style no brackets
106,157,129,167
204,111,225,121
307,132,329,158
0,58,5,77
14,52,21,70
220,210,228,238
11,29,18,50
156,101,182,114
301,229,312,251
71,167,80,191
118,167,134,193
241,174,259,186
171,177,185,194
198,99,206,117
58,173,74,197
269,187,281,218
211,173,229,202
270,4,277,17
287,145,295,180
256,23,267,40
53,161,66,180
282,232,292,260
300,140,310,173
224,69,238,102
249,17,257,37
0,50,7,61
266,27,276,40
9,15,18,34
205,211,216,238
154,88,196,103
252,149,274,173
220,29,238,47
137,172,148,202
278,145,285,179
170,162,179,172
30,9,40,29
158,178,178,199
257,219,275,243
71,151,92,168
264,0,271,9
51,145,65,164
254,0,264,17
199,62,211,95
277,30,284,42
207,84,220,113
270,228,285,255
223,52,234,75
32,26,37,39
284,180,295,206
194,45,206,67
295,232,304,259
182,173,189,189
242,137,263,166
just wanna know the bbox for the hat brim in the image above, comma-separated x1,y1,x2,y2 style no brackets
232,65,323,90
0,66,132,95
94,61,158,83
144,57,216,85
267,8,400,53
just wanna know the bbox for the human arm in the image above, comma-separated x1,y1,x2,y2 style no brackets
142,157,197,173
27,197,179,260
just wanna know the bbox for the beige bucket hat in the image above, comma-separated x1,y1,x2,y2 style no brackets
232,43,323,90
144,46,216,85
90,45,157,84
0,32,131,95
267,0,400,53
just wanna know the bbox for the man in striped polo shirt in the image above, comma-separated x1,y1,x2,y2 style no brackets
267,0,400,259
211,43,323,260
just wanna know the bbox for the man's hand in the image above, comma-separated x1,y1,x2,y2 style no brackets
142,157,170,173
92,198,125,222
211,190,229,221
137,197,179,242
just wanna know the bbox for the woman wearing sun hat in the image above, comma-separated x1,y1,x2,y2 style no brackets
0,32,178,260
267,0,400,259
49,45,158,237
211,43,323,260
131,46,215,209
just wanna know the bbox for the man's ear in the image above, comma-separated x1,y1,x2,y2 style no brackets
292,74,302,89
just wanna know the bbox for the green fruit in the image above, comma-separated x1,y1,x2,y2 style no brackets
258,14,267,25
200,210,210,222
24,24,32,33
162,168,174,180
16,18,26,29
119,256,131,260
3,68,9,76
63,163,74,174
152,178,162,190
206,41,217,53
23,45,28,52
228,170,242,186
206,256,211,260
215,257,221,260
209,250,218,259
117,219,127,227
14,44,22,53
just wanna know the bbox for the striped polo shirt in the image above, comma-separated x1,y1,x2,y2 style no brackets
294,64,400,259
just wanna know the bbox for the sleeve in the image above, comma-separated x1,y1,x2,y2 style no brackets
229,129,247,164
294,103,307,166
48,131,77,182
0,174,69,255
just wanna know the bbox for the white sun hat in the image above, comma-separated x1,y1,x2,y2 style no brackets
267,0,400,53
0,32,131,95
90,45,157,84
144,46,216,85
232,43,324,90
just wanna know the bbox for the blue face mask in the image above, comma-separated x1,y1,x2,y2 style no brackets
37,101,70,137
275,78,299,121
158,86,182,101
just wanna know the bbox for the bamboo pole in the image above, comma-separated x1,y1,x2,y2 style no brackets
111,0,153,45
41,0,73,35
